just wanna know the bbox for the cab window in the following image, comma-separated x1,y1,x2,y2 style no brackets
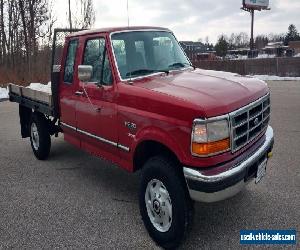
82,38,113,85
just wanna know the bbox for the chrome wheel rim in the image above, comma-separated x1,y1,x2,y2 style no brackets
145,179,172,232
31,122,39,150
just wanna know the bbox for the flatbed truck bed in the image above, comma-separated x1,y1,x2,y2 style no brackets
8,84,54,116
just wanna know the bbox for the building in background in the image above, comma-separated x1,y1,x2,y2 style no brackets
196,52,218,61
289,41,300,54
179,41,207,61
262,42,294,57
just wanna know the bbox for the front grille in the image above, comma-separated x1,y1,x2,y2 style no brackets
230,94,270,152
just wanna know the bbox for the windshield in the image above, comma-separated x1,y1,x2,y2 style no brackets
111,31,191,79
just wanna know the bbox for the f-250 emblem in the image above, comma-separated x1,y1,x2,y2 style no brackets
124,121,137,131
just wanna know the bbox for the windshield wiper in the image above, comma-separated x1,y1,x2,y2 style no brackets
168,62,191,69
126,69,169,77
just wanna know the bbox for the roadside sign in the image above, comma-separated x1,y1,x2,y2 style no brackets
243,0,269,10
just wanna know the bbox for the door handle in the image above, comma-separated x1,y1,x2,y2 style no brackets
95,107,102,112
75,91,84,96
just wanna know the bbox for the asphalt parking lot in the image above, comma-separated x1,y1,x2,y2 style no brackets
0,81,299,249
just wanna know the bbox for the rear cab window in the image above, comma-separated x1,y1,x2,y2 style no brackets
63,39,78,84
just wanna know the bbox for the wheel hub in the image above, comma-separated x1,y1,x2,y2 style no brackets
153,199,161,214
145,179,172,233
31,122,39,150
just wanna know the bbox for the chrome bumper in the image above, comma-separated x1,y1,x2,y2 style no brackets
184,126,274,203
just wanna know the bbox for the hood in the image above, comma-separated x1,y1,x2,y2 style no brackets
134,69,269,117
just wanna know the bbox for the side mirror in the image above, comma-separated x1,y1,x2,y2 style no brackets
78,65,93,83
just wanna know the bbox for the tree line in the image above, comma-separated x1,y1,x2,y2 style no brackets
214,24,300,58
0,0,95,86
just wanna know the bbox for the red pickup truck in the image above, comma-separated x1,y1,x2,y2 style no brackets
9,26,274,248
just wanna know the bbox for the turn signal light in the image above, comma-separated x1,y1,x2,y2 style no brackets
192,138,230,156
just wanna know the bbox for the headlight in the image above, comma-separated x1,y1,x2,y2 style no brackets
191,118,230,156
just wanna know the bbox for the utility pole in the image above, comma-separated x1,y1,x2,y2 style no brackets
68,0,72,30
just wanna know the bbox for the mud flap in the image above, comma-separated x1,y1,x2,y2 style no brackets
19,104,32,138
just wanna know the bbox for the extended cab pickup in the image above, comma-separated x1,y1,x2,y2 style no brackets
9,27,274,248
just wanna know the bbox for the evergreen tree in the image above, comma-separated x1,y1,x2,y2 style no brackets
215,35,229,58
284,24,300,45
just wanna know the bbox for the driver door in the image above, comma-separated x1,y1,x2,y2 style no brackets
74,36,118,158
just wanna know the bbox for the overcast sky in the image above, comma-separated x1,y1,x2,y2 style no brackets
53,0,300,43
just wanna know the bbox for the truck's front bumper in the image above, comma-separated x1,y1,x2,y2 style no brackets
183,126,274,203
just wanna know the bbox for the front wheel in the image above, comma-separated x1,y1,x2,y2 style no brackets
139,156,194,249
30,113,51,160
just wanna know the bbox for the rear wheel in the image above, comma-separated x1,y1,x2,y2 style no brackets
30,113,51,160
139,156,194,249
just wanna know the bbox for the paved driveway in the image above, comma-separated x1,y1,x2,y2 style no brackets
0,81,299,249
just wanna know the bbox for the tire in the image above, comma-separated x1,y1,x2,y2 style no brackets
139,156,194,249
29,113,51,160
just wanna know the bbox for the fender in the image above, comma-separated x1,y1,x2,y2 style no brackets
131,125,187,164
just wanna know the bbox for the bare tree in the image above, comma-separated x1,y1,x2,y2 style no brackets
0,0,53,85
0,0,7,63
70,0,95,29
68,0,72,29
255,35,269,49
45,0,56,44
82,0,95,28
19,0,29,61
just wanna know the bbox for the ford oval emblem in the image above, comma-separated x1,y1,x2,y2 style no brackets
254,117,259,126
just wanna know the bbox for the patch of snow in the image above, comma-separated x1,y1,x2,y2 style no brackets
248,75,300,81
230,54,277,60
294,53,300,57
27,82,51,93
232,55,248,60
0,87,9,100
257,54,276,59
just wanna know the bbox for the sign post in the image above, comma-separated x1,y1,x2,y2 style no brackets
250,8,254,50
241,0,270,54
